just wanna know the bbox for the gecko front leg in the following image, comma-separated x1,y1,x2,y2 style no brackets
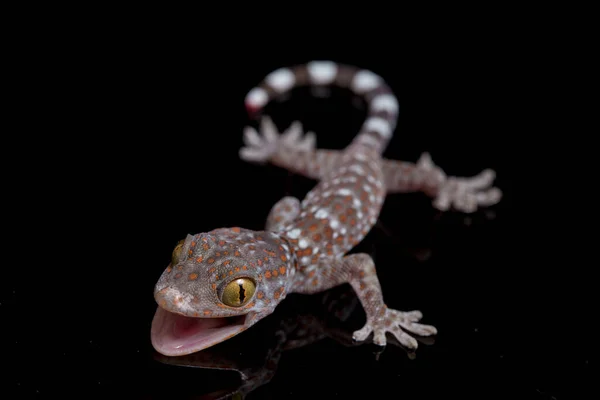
297,253,437,350
266,196,301,232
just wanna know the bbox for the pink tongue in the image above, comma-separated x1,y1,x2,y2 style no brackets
172,315,231,338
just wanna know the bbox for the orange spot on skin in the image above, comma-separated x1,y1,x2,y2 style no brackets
208,258,215,264
212,283,217,289
193,312,199,317
279,266,286,275
339,214,347,223
272,269,278,277
232,227,241,233
256,236,263,241
313,233,322,241
359,271,365,277
224,251,229,255
175,273,182,279
312,278,319,286
360,283,366,290
308,271,315,277
215,252,221,257
229,270,234,275
235,266,240,272
203,243,209,250
334,204,343,211
223,260,231,266
191,241,196,247
265,271,272,279
248,245,255,250
309,224,318,231
209,267,216,273
280,255,287,261
257,292,264,299
264,256,269,261
189,273,198,280
166,266,172,273
219,240,225,246
242,265,248,270
203,310,213,316
235,251,241,257
257,259,263,266
196,256,203,263
244,301,255,308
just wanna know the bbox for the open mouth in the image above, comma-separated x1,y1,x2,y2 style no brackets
151,307,252,356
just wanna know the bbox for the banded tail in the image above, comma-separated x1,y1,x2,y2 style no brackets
244,61,399,155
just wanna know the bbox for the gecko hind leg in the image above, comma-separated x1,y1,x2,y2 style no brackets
265,196,301,232
340,254,437,350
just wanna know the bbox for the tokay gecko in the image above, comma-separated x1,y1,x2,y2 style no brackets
151,61,502,356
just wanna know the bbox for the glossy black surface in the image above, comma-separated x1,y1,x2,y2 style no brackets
5,42,591,399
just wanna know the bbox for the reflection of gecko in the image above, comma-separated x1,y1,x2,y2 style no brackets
151,61,502,357
154,285,361,399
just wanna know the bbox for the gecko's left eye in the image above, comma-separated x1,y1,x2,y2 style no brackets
171,239,185,266
221,278,256,307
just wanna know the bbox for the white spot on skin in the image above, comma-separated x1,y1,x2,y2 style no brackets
340,227,347,235
315,209,329,219
363,185,372,192
298,239,308,249
348,165,366,175
330,219,340,229
336,188,352,196
307,61,338,84
371,94,399,114
246,88,268,108
353,152,368,161
266,68,295,92
288,228,301,239
364,117,392,138
352,198,362,208
358,134,380,147
352,70,382,93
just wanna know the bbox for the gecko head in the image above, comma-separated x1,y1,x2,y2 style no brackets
151,228,294,356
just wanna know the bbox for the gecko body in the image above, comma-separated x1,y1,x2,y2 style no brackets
151,61,501,356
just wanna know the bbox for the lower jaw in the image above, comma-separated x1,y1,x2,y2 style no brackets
150,307,250,356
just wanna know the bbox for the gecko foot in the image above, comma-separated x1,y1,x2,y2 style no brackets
417,152,502,213
352,307,437,350
239,116,316,164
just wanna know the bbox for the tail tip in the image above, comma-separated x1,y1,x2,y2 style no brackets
245,87,268,116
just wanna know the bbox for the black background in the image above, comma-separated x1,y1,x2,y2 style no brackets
3,17,591,400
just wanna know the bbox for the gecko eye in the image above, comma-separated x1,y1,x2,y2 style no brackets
171,239,185,266
221,278,256,307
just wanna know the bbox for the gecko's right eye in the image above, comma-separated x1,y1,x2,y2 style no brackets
221,278,256,307
171,239,185,265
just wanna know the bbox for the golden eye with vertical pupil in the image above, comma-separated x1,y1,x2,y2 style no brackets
171,239,185,266
221,278,256,307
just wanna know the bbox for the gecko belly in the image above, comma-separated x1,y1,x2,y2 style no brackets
151,307,251,356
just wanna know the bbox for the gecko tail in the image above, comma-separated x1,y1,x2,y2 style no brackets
244,61,399,155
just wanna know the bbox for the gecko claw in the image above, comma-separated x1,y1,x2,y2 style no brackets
419,153,502,213
352,307,437,351
239,117,316,164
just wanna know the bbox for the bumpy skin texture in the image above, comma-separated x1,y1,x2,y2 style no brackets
152,61,502,356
